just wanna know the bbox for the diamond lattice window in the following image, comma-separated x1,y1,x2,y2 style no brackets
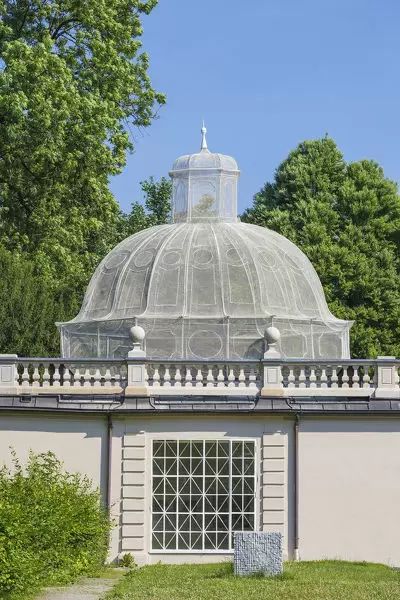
152,439,256,551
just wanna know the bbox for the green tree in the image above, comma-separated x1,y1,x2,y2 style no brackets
0,245,74,355
243,137,400,358
0,0,165,355
119,175,171,238
0,0,165,280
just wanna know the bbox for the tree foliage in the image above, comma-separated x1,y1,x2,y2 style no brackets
0,451,110,597
0,0,164,275
119,175,171,239
0,0,166,355
243,137,400,358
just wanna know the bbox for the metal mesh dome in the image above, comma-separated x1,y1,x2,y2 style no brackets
59,127,352,360
171,150,238,172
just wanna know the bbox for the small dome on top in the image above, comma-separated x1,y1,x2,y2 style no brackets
169,124,240,224
170,123,239,173
172,151,238,172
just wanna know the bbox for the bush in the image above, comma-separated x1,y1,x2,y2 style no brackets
119,553,137,569
0,451,110,597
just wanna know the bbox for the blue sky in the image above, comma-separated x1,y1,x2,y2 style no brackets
110,0,400,215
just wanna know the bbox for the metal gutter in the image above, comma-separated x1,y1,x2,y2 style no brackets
105,414,113,513
294,414,300,560
1,394,400,415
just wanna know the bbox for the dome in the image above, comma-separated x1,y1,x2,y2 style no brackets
171,150,239,172
73,222,336,323
59,128,352,360
60,221,351,360
171,123,238,173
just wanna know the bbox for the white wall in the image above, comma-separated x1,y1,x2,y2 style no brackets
0,413,107,495
5,411,400,566
298,418,400,566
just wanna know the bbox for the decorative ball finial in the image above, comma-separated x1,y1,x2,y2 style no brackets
265,326,281,345
128,325,146,358
201,120,208,151
129,325,145,344
264,326,281,359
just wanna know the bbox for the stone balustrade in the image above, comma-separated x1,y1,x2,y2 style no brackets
145,362,261,395
0,355,399,399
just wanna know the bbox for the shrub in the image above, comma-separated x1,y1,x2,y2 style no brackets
119,553,137,569
0,451,110,597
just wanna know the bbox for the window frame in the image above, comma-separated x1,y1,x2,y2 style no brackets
149,437,258,554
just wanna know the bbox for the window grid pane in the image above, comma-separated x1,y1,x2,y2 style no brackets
151,439,255,551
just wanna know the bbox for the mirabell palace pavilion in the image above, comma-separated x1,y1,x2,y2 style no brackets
1,127,400,565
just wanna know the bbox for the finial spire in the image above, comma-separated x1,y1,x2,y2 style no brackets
201,120,208,151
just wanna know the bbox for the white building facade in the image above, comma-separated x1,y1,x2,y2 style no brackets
1,129,400,566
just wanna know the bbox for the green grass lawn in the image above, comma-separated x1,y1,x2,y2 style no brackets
106,560,400,600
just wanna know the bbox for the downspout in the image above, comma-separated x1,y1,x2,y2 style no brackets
294,413,300,560
105,413,113,513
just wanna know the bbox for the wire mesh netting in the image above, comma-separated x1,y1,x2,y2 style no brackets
59,144,352,359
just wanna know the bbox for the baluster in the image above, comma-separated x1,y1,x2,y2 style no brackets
103,367,112,388
92,367,102,387
32,364,40,387
227,367,235,387
352,365,360,388
228,367,236,387
42,365,51,388
362,368,371,388
298,367,306,388
114,369,122,388
331,366,338,388
185,366,193,387
309,366,317,388
288,367,295,388
206,367,214,387
52,364,61,387
238,368,246,387
73,367,82,387
83,367,92,388
63,365,71,388
248,367,257,389
195,367,202,388
174,367,182,387
21,365,30,387
320,367,328,388
342,366,349,388
217,367,225,387
153,366,161,387
164,366,172,387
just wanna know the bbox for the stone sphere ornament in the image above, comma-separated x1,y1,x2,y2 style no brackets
265,326,281,344
129,325,146,344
